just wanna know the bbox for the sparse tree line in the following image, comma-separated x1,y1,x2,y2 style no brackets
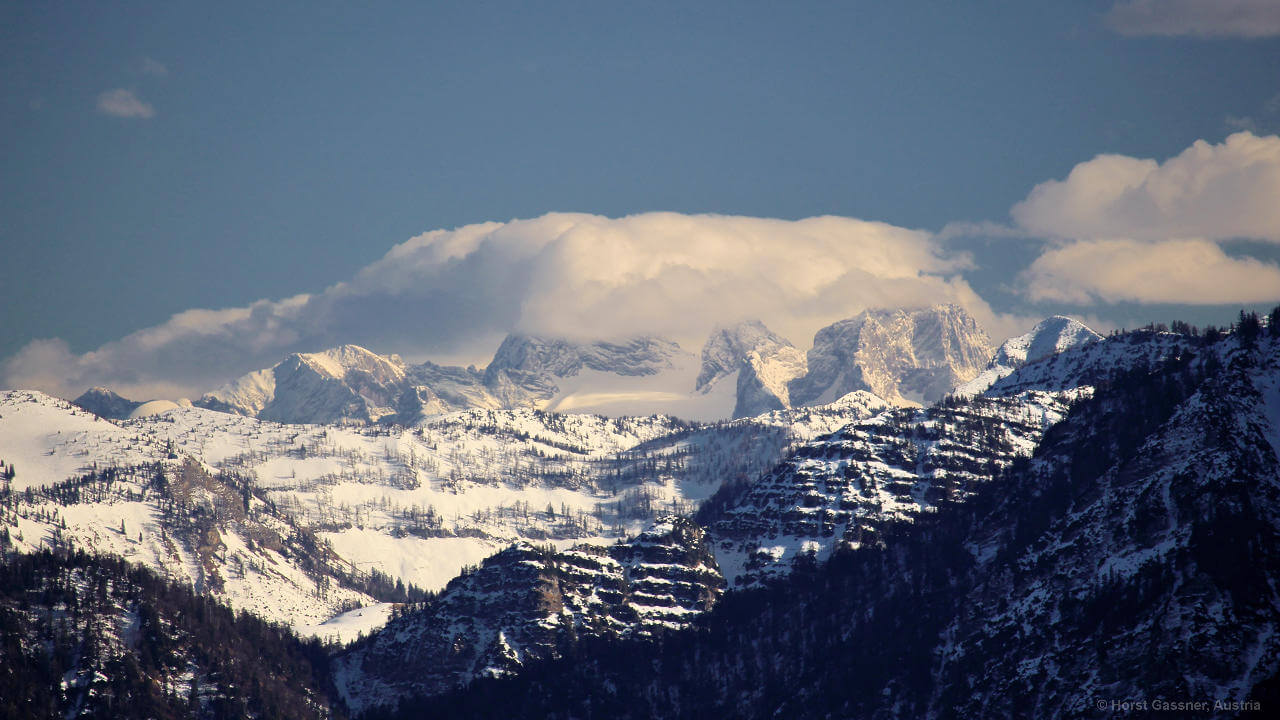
0,459,430,607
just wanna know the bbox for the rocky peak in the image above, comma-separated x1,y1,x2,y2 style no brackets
195,344,410,425
788,304,993,407
72,386,142,420
696,320,795,392
694,320,809,418
262,347,405,425
197,367,276,417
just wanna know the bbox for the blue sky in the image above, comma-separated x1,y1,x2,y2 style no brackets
2,1,1279,398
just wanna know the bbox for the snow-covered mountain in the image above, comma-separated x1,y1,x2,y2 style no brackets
787,304,993,407
486,334,683,384
953,314,1102,396
0,394,684,621
922,332,1280,717
0,303,1012,646
983,326,1191,398
335,516,723,713
694,306,996,418
696,321,787,392
0,308,1095,640
196,345,413,425
991,314,1101,367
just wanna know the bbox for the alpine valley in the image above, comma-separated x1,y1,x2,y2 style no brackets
3,303,1279,719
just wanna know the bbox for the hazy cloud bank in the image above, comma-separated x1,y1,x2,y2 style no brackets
1021,238,1280,304
3,213,996,399
14,132,1277,400
1107,0,1280,38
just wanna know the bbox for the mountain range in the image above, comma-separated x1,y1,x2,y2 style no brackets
74,304,994,425
4,304,1278,719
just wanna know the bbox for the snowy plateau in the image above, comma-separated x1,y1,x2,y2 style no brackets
4,304,1280,719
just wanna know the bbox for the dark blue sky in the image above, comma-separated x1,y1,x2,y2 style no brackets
2,1,1279,393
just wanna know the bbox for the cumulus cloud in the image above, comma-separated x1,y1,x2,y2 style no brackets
1010,132,1280,305
1012,132,1280,242
2,212,996,399
96,88,155,119
1106,0,1280,38
1020,238,1280,305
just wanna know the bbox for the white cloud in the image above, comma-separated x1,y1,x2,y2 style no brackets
1011,131,1280,242
140,57,169,77
1106,0,1280,38
96,88,155,119
1011,133,1280,305
1020,238,1280,305
2,212,994,399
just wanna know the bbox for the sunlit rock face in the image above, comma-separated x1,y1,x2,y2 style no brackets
788,304,994,407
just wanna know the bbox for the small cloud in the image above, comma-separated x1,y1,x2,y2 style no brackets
1224,93,1280,136
140,57,169,77
28,98,44,111
1106,0,1280,38
1225,115,1260,133
97,88,154,119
